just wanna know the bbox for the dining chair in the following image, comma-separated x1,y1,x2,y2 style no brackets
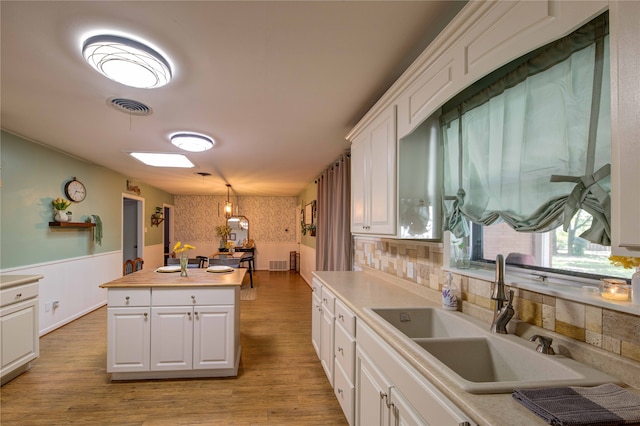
123,259,134,276
208,257,241,269
133,257,144,271
239,254,254,288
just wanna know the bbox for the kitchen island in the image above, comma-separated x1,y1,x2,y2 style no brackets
100,267,246,381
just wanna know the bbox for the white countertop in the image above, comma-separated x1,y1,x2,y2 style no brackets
313,269,640,426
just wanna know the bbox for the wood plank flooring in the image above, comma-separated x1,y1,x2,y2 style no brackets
0,271,347,425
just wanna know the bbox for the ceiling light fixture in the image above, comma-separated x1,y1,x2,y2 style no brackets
82,34,172,89
130,153,194,168
225,184,233,219
170,132,215,152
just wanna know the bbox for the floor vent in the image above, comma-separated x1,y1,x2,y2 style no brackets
269,260,289,271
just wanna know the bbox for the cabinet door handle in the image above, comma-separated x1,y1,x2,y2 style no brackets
337,388,343,396
338,346,344,354
187,312,192,319
143,312,148,318
194,312,199,319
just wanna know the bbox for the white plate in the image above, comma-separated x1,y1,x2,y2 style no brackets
207,265,234,273
156,265,181,273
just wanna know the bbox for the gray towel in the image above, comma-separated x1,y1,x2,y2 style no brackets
512,383,640,425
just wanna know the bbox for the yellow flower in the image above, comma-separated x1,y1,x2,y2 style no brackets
608,256,640,269
172,242,195,254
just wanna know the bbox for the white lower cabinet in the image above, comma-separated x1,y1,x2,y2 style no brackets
1,277,41,385
107,306,151,372
320,286,336,386
356,320,473,426
106,286,238,380
311,279,322,358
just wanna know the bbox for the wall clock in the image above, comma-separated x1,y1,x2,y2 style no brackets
64,177,86,202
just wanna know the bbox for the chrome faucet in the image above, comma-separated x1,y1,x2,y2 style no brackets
490,254,514,334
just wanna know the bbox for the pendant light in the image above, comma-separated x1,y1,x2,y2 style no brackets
225,184,233,219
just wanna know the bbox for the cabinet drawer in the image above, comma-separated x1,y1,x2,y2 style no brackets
321,287,335,315
335,299,355,337
108,288,151,307
152,287,235,306
0,282,39,308
311,278,322,295
334,361,355,425
335,321,356,381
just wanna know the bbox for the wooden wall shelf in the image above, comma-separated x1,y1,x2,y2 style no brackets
48,222,95,228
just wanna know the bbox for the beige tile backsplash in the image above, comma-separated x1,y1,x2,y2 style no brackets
354,237,640,364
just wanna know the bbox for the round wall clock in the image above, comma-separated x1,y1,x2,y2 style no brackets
64,177,86,202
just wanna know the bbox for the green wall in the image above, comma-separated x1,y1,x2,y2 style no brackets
0,131,174,269
298,180,317,249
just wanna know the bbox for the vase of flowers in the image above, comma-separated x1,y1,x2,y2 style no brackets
52,197,71,222
173,242,195,277
216,224,232,249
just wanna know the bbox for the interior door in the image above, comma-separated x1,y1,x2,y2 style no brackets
123,196,143,263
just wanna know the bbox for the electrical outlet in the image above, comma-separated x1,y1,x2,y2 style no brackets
407,262,414,278
45,302,52,312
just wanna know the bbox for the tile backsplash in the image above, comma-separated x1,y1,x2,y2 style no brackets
353,236,640,364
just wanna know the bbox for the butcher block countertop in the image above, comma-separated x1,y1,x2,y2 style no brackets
99,268,246,288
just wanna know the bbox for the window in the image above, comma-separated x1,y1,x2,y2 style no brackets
463,211,633,281
442,13,624,283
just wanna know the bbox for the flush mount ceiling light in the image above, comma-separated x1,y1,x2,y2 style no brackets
82,34,172,89
170,132,215,152
130,153,194,168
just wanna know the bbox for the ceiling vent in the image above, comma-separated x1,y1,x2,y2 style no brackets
107,97,152,116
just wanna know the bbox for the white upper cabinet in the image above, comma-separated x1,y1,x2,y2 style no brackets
610,0,640,254
350,105,396,235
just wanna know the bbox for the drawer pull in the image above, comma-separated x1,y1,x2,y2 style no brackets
337,388,343,396
16,293,22,298
338,314,344,320
338,346,344,354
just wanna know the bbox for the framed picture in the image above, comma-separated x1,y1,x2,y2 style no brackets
229,233,236,241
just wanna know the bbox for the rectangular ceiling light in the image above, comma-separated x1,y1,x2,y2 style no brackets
130,152,194,168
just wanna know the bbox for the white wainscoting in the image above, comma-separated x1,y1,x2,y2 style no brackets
1,251,122,335
299,244,316,287
142,243,166,269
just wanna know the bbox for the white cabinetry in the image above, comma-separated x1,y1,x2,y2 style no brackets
356,321,473,426
1,276,41,385
106,286,239,380
151,288,235,371
320,286,336,386
107,288,151,373
311,279,322,357
334,300,356,425
351,105,396,235
610,0,640,254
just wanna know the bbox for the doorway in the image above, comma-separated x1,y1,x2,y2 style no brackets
123,195,144,263
163,205,175,266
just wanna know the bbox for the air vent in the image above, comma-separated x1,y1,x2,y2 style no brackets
107,97,152,116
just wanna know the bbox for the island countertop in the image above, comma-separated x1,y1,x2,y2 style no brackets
99,268,246,288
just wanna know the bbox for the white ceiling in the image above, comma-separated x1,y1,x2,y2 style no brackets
1,1,465,197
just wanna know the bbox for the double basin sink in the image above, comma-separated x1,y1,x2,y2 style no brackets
367,307,619,394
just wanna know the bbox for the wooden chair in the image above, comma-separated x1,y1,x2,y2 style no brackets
133,257,144,271
123,259,134,276
239,255,254,288
209,255,253,288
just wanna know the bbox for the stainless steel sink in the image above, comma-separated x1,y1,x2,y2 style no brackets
367,307,621,394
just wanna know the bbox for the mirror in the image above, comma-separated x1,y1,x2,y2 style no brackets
226,216,249,247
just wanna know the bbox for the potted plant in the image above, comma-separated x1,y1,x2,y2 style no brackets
152,207,163,219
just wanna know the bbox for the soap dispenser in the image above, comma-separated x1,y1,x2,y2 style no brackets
442,272,458,311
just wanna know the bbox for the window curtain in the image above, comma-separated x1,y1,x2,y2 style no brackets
316,153,352,271
441,12,611,245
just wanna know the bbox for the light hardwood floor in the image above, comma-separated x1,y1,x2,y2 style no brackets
0,271,347,425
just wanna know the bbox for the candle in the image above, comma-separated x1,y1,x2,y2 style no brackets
601,278,630,301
